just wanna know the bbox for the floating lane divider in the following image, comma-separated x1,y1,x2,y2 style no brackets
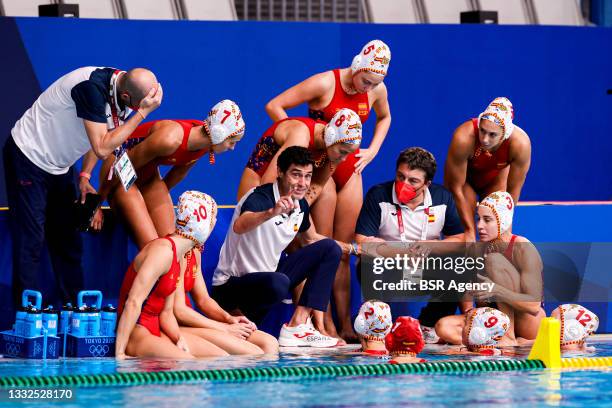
0,360,545,388
0,318,608,388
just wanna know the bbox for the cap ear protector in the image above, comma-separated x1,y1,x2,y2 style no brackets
210,124,229,143
206,99,246,145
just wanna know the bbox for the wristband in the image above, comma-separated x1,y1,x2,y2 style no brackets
79,172,91,180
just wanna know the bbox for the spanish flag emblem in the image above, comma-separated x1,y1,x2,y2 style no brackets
358,103,368,116
425,208,435,223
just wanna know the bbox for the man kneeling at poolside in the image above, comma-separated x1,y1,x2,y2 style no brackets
212,146,358,348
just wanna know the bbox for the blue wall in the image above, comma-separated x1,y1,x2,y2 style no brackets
0,17,610,335
0,17,611,207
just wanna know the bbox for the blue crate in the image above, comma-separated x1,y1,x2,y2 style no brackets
0,331,59,359
65,334,115,357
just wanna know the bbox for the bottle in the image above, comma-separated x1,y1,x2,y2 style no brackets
101,305,117,337
87,305,101,337
42,306,59,336
59,303,74,334
24,306,43,337
14,304,29,336
71,305,88,337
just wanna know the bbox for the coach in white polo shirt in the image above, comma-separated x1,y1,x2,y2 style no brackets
3,66,162,307
212,146,359,348
355,147,466,343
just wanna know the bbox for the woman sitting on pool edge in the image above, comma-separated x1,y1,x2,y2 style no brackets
435,191,545,347
115,191,228,359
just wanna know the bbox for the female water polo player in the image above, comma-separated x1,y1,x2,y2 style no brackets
551,304,599,351
444,97,531,241
435,191,545,346
237,109,362,202
265,39,392,342
385,316,426,363
90,100,245,249
353,300,393,355
116,191,226,359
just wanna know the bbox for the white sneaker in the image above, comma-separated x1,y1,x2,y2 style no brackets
420,324,441,344
278,323,337,348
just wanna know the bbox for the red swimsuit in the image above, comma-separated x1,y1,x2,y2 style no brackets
467,118,511,194
123,119,208,167
183,249,198,308
118,237,180,337
308,69,371,189
245,117,327,176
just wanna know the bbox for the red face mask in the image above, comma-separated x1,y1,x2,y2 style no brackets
395,181,417,204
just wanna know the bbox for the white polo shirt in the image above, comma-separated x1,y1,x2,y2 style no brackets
11,66,131,174
356,181,464,242
212,181,311,286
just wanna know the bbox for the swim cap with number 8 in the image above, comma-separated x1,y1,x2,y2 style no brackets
324,108,362,147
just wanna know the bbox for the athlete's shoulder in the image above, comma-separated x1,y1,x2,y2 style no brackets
305,70,336,89
449,120,476,155
151,120,184,149
275,118,311,145
509,125,531,149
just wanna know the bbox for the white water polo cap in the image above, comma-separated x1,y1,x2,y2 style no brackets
324,108,362,147
205,99,246,145
354,300,393,340
175,191,218,248
351,39,391,77
552,304,599,346
463,307,510,350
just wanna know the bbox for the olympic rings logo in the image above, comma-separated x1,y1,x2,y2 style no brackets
89,344,109,357
5,343,21,355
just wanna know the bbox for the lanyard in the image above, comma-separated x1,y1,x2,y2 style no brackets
394,204,430,242
107,70,128,180
109,70,125,129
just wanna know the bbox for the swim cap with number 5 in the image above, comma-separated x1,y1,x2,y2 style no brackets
351,39,391,77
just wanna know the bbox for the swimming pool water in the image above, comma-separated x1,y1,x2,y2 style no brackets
1,342,611,407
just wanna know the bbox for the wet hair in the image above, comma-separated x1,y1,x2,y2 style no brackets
277,146,314,173
396,147,437,181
